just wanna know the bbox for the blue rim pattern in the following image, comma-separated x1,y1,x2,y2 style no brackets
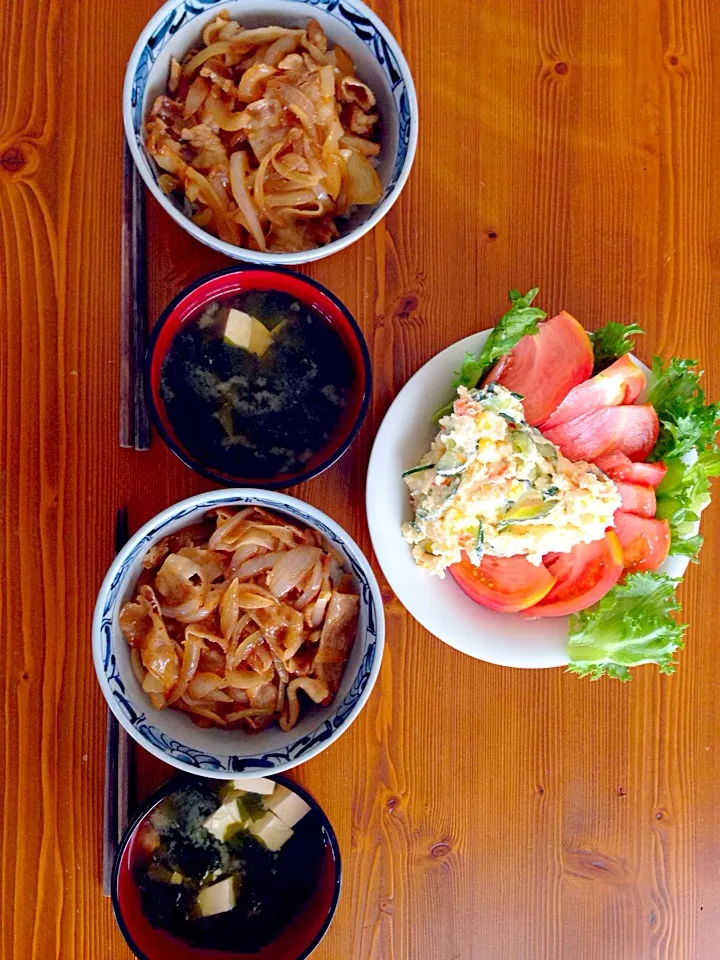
100,493,379,773
130,0,412,202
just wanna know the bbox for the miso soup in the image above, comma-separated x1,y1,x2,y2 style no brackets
135,778,326,953
160,290,355,479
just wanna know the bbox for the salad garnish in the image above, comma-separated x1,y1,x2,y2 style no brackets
589,321,644,374
647,357,720,461
655,450,720,559
433,289,546,421
567,572,686,681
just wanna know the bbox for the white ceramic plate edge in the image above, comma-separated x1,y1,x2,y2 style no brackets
366,330,691,669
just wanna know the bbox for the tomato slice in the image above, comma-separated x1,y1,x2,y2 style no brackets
449,554,556,613
484,311,593,426
540,356,646,430
614,481,656,518
613,512,670,573
541,405,659,463
521,532,624,618
595,452,668,488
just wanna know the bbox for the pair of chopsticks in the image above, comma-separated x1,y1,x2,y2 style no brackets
102,507,135,896
120,138,150,450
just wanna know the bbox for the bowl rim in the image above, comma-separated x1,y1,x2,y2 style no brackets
144,264,372,489
122,0,419,266
92,488,385,777
111,771,342,960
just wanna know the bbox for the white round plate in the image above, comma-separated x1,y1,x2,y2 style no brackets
366,330,689,669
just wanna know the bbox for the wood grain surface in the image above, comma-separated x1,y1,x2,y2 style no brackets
1,1,719,958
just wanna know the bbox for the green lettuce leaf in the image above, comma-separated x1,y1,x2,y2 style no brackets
647,358,720,461
589,322,644,374
566,572,686,681
432,288,546,421
654,449,720,559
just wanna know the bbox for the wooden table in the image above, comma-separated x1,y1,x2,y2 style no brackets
2,1,719,957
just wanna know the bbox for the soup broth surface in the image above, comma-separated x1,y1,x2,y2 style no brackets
161,290,355,478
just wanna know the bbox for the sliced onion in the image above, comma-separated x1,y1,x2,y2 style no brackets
202,13,231,47
272,151,320,187
203,688,234,703
220,579,242,638
228,629,263,670
235,551,282,580
226,668,270,689
249,523,302,545
225,706,274,722
178,697,228,725
237,527,279,551
184,167,239,244
235,588,277,610
184,76,211,117
228,542,263,572
288,103,317,141
254,141,286,217
208,508,254,549
143,672,165,694
237,63,276,100
301,36,330,66
183,42,235,76
265,187,318,208
187,672,226,701
276,678,287,713
167,636,203,704
264,34,300,66
339,133,380,158
295,559,323,609
268,546,322,598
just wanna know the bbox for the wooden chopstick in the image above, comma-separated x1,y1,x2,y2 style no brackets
102,507,135,896
120,138,151,451
119,142,134,449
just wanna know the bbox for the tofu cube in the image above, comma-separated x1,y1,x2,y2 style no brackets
203,800,245,841
196,877,236,917
223,309,273,357
248,811,294,852
231,777,276,796
265,785,311,828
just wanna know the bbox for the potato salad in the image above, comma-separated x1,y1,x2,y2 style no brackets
402,385,621,577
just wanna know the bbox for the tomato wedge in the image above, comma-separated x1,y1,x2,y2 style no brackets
613,512,670,573
595,451,667,488
540,355,646,430
541,405,659,463
449,554,556,613
521,532,624,618
484,311,593,426
614,481,657,518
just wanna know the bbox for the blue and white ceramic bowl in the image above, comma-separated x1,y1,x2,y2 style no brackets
92,490,384,778
123,0,418,265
